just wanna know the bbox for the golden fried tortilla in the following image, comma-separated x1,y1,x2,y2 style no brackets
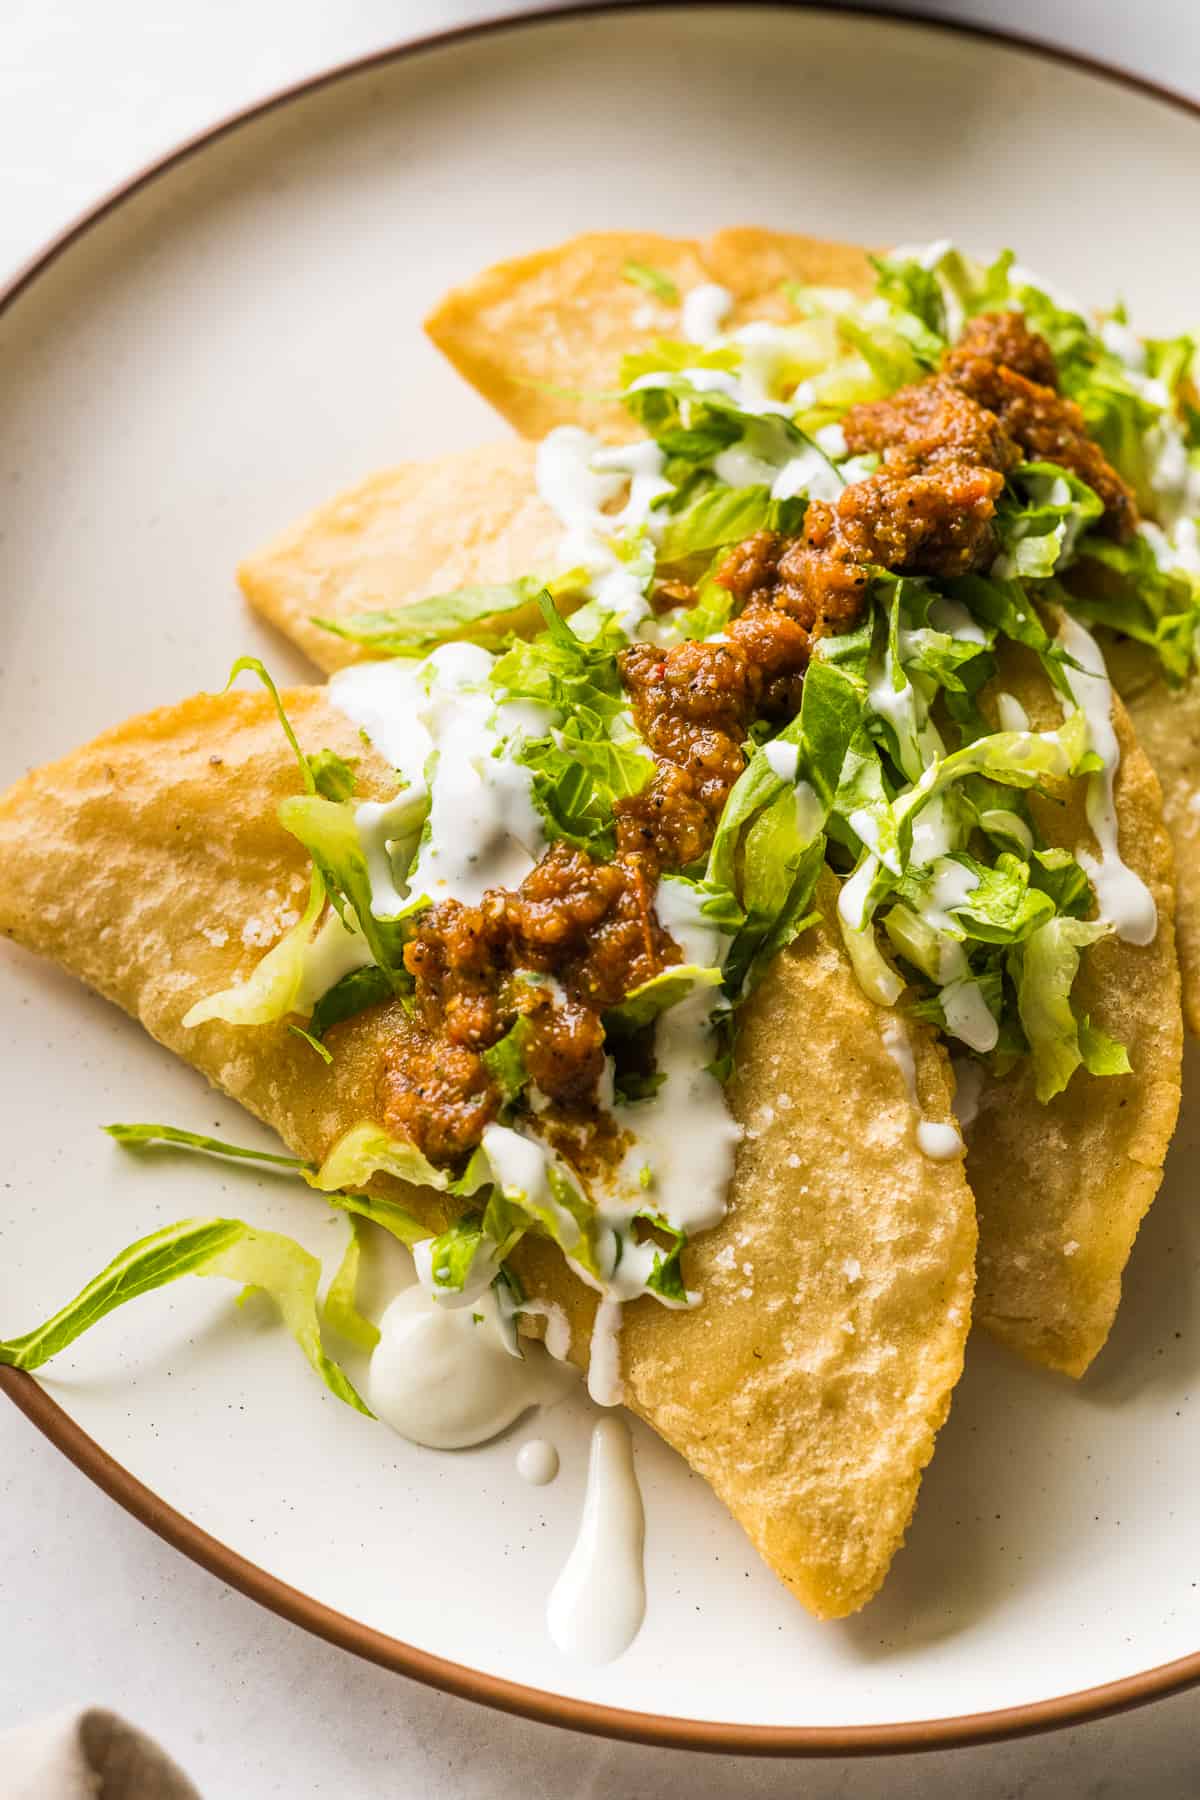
0,691,974,1618
1103,636,1200,1034
424,225,1200,1036
966,645,1182,1376
424,228,874,440
238,422,1184,1376
238,440,553,674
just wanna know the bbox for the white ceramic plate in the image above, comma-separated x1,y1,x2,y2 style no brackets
4,3,1200,1753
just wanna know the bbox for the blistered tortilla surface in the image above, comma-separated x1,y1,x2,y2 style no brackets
0,694,974,1619
239,440,556,675
424,228,875,440
420,224,1188,1373
966,644,1182,1376
1105,636,1200,1034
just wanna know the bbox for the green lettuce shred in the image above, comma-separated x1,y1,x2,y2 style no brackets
0,1216,371,1414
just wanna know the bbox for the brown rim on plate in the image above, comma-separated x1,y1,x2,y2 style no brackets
2,1,1198,1756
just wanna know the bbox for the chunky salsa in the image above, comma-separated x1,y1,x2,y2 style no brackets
371,309,1132,1167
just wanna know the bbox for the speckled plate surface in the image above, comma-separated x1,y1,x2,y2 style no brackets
3,3,1200,1752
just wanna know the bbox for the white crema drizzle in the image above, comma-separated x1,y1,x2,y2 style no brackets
366,1281,569,1450
882,1018,965,1162
1055,615,1157,946
329,644,549,912
535,427,669,635
546,1417,646,1663
325,576,738,1404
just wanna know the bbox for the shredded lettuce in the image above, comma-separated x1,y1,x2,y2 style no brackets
278,794,425,985
994,463,1104,581
658,486,803,562
308,964,393,1039
106,1120,433,1247
618,340,740,387
183,657,424,1032
307,749,357,802
307,1121,477,1199
621,260,679,304
312,576,588,657
638,1212,690,1305
104,1122,311,1171
325,1190,430,1250
603,965,724,1035
481,1015,534,1105
426,1187,529,1301
1010,916,1123,1102
492,598,653,856
0,1216,371,1413
869,253,948,338
1068,533,1200,686
322,1215,380,1351
183,870,326,1029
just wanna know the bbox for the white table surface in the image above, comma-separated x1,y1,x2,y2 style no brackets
3,3,1200,1794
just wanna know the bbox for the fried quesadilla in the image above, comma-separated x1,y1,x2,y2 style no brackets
244,223,1187,1374
426,226,1200,1032
0,228,1191,1631
0,682,974,1618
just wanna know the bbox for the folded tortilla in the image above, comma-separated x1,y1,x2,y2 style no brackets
425,226,1200,1037
239,432,1183,1376
0,689,974,1617
238,440,550,675
972,645,1182,1375
1102,636,1200,1035
424,228,875,442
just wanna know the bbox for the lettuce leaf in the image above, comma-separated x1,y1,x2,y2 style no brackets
657,485,771,561
836,313,930,392
495,599,653,856
184,657,417,1029
798,625,871,803
277,794,424,984
638,1212,690,1304
935,852,1056,945
869,253,948,339
618,340,741,387
395,1130,605,1308
307,749,357,802
621,260,679,304
322,1216,380,1351
1009,915,1116,1102
325,1190,430,1249
312,577,584,657
658,486,806,562
0,1216,371,1413
306,1121,481,1198
309,964,393,1039
1068,533,1200,685
104,1122,311,1171
426,1187,530,1301
183,869,326,1029
221,656,316,790
675,564,735,640
893,721,1086,860
481,1015,534,1105
603,965,724,1035
994,462,1104,581
107,1117,433,1254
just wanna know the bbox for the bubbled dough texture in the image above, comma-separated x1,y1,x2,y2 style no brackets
1105,636,1200,1034
0,696,973,1619
968,644,1182,1376
423,227,878,442
239,439,552,675
415,224,1188,1375
421,221,1200,1038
